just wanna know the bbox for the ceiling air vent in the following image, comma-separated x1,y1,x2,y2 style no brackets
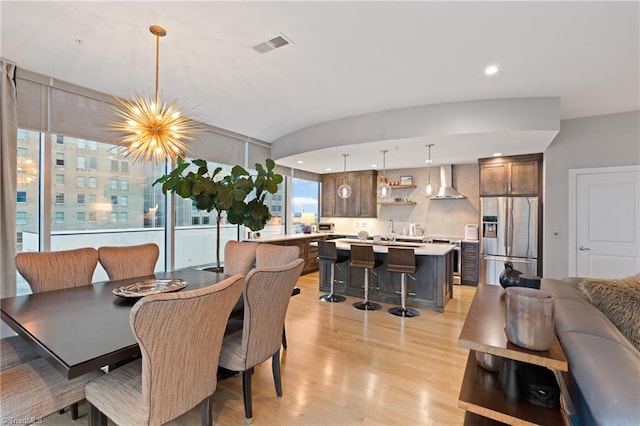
252,33,293,54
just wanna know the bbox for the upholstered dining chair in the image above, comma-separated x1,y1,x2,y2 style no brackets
0,335,40,371
255,243,300,267
13,246,100,419
1,357,102,421
98,243,159,281
255,243,301,349
16,247,99,294
85,274,245,426
218,258,305,423
223,240,259,275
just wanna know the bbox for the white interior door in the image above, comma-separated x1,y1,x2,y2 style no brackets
570,166,640,278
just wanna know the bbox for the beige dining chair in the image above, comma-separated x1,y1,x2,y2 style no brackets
218,258,305,423
0,335,40,371
223,240,259,275
255,243,300,267
1,357,102,421
85,274,245,426
16,247,99,294
255,243,301,349
98,243,159,281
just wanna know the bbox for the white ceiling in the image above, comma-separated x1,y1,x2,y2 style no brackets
2,1,638,173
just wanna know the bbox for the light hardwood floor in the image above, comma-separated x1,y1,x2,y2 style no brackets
42,272,476,426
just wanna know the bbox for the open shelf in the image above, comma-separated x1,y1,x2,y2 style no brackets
458,352,567,426
390,184,416,189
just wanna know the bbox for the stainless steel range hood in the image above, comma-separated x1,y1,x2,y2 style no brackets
431,165,466,199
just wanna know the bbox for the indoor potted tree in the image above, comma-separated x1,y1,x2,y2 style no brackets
154,157,283,271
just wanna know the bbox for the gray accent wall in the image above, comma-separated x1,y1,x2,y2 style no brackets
544,111,640,279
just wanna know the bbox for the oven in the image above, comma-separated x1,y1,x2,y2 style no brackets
316,222,335,233
430,238,461,284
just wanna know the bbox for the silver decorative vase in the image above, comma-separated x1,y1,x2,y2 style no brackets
505,287,555,351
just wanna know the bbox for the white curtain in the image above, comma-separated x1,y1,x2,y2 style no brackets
0,61,18,298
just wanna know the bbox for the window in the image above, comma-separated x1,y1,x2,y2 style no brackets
17,147,27,157
89,157,97,170
88,141,97,151
77,212,86,222
55,193,64,204
56,135,64,144
77,176,86,187
17,129,28,140
291,178,319,234
121,195,128,207
120,162,129,173
88,194,96,204
110,178,118,190
77,139,86,149
120,180,128,191
54,212,64,223
16,211,27,225
77,156,86,169
111,160,119,172
89,212,97,222
202,216,210,225
17,191,26,203
88,177,97,188
110,212,117,223
55,173,65,185
120,212,128,222
192,216,200,225
111,195,118,205
55,153,64,166
77,194,85,204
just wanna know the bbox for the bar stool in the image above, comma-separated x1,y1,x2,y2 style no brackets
318,240,349,303
350,244,383,311
387,247,420,317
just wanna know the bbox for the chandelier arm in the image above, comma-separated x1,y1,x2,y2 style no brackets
155,31,160,106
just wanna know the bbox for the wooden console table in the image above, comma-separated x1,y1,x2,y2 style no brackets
458,283,568,425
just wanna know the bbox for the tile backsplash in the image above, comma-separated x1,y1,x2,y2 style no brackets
323,163,480,240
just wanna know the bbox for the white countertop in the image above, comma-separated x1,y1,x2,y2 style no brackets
243,232,335,243
328,238,454,256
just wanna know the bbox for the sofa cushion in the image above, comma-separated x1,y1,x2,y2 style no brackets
541,278,587,302
558,332,640,426
553,299,631,346
579,274,640,351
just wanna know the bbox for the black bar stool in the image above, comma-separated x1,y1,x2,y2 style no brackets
387,247,420,317
349,244,382,311
318,240,348,303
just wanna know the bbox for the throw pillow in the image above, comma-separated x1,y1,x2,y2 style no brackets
578,274,640,351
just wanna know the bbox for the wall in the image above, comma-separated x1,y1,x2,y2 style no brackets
544,111,640,278
327,163,480,240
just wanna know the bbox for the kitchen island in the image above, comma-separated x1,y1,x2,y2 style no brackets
319,238,455,312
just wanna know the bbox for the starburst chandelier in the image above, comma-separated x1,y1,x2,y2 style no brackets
111,25,198,164
17,157,37,185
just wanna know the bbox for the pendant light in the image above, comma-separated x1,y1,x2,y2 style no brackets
422,144,439,197
337,154,352,199
111,25,199,164
377,149,392,199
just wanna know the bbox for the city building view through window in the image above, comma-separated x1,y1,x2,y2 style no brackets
15,129,319,295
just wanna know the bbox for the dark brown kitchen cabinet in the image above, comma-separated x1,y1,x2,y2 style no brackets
478,153,542,196
321,170,377,217
461,241,479,286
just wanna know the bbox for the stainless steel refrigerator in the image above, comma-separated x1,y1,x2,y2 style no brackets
481,197,538,285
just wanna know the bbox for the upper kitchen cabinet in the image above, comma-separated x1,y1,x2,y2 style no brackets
478,153,543,196
321,170,377,217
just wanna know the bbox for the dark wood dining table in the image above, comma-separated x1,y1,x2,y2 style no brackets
0,268,233,379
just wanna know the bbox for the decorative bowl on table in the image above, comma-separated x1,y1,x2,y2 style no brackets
113,279,187,298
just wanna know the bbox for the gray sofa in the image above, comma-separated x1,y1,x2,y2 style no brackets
541,277,640,426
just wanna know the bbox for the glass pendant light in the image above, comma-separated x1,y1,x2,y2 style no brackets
422,143,439,197
377,149,392,199
337,154,352,199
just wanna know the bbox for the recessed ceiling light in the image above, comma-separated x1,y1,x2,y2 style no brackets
425,159,433,163
493,152,503,157
485,65,499,75
296,160,304,164
326,168,332,171
370,164,377,168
